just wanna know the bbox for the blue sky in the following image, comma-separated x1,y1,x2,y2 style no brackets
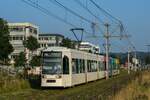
0,0,150,52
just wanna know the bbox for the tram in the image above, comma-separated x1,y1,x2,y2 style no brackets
41,47,119,87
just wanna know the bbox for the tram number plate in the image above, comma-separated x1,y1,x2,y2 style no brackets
47,80,56,83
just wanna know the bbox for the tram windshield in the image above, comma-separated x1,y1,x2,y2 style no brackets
42,52,62,75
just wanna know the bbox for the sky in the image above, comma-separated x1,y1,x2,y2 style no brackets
0,0,150,52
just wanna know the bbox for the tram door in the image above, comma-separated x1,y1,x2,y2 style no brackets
63,55,69,74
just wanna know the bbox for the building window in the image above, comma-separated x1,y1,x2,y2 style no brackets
44,44,46,47
9,27,23,32
9,37,12,41
48,44,54,47
29,28,33,33
49,37,52,40
34,29,37,34
44,37,49,40
10,36,23,40
11,55,17,59
41,44,43,47
20,36,23,40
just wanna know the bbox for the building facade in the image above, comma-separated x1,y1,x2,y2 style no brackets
38,33,64,50
8,22,39,64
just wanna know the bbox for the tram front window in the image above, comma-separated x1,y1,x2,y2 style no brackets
42,52,62,75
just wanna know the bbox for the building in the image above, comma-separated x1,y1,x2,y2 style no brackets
8,22,39,64
79,42,100,54
132,57,140,71
38,33,64,50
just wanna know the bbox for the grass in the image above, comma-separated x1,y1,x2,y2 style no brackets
0,70,30,94
112,71,150,100
0,69,143,100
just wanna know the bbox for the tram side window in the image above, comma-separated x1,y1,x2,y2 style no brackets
102,62,105,71
87,60,91,72
98,61,101,71
78,59,85,73
72,59,76,74
72,59,79,74
91,61,97,72
63,56,69,74
80,59,85,73
78,59,81,73
72,59,85,74
95,61,97,71
76,59,79,73
98,61,105,71
91,61,94,72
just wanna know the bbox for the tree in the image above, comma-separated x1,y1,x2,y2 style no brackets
23,36,39,52
0,18,13,64
14,52,26,68
61,38,75,49
23,36,39,64
29,55,41,67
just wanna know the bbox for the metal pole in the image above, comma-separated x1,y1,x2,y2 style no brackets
24,27,29,68
134,51,137,71
128,47,130,74
105,23,110,79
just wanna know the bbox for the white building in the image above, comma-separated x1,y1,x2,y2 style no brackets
38,33,64,50
132,57,140,71
79,42,100,54
8,22,39,64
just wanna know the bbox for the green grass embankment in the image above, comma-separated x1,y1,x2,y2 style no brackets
0,69,141,100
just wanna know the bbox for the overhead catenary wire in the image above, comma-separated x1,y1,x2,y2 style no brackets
21,0,94,35
49,0,93,24
49,0,106,37
89,0,121,24
121,26,137,51
49,0,102,35
74,0,104,24
89,0,125,34
21,0,76,27
22,0,136,52
74,0,125,36
74,0,104,34
88,0,136,51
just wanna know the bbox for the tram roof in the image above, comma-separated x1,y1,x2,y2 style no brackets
43,47,104,60
43,47,102,55
43,47,70,52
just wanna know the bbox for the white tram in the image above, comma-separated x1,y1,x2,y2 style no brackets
41,47,119,87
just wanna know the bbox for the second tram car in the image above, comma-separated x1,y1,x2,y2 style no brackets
41,47,119,87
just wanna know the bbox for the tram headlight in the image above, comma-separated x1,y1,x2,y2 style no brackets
42,75,46,78
56,75,61,78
